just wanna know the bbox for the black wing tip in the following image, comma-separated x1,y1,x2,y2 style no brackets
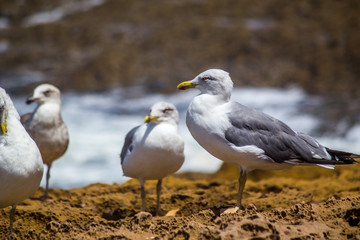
325,147,360,165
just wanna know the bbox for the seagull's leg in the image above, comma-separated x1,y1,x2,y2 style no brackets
222,168,247,215
156,179,162,216
139,179,146,212
236,167,247,208
9,204,16,235
42,163,52,200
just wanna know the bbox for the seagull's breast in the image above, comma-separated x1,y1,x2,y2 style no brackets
24,103,69,165
186,96,234,160
122,123,184,181
0,115,43,208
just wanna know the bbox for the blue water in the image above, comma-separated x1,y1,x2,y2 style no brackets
11,87,360,189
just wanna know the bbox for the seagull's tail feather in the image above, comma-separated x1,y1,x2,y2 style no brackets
325,148,359,164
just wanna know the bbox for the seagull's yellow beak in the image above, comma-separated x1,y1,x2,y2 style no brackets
0,122,6,135
177,81,196,90
0,107,7,136
144,115,160,123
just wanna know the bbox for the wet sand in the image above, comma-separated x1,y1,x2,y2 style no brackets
1,163,359,239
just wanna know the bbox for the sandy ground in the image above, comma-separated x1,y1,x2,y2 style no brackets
0,163,359,239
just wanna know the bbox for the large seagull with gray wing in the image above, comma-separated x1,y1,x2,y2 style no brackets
178,69,359,208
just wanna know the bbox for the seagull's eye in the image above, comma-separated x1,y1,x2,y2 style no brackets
163,108,173,113
43,90,52,97
201,76,209,81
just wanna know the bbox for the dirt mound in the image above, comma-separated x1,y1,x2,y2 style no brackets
0,164,359,239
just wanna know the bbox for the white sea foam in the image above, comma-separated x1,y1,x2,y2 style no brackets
12,87,360,189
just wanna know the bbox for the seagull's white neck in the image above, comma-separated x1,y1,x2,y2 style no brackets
147,120,179,131
32,102,63,126
164,119,179,128
197,92,230,106
187,93,229,120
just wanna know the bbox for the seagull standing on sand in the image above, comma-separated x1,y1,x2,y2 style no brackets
22,84,69,200
0,88,43,234
121,102,184,215
178,69,359,208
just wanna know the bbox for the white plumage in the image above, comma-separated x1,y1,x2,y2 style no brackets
121,102,184,215
0,87,43,234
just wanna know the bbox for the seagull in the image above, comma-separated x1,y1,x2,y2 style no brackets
0,88,43,234
120,102,184,215
177,69,359,208
21,84,69,200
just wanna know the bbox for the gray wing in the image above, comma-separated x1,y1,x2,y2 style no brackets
224,102,357,165
120,126,140,165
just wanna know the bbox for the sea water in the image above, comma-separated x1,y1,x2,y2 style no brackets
12,87,360,189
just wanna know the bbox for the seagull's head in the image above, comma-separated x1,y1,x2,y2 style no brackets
144,102,179,125
26,84,61,105
177,69,233,100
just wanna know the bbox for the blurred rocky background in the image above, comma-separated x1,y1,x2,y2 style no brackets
0,0,359,134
